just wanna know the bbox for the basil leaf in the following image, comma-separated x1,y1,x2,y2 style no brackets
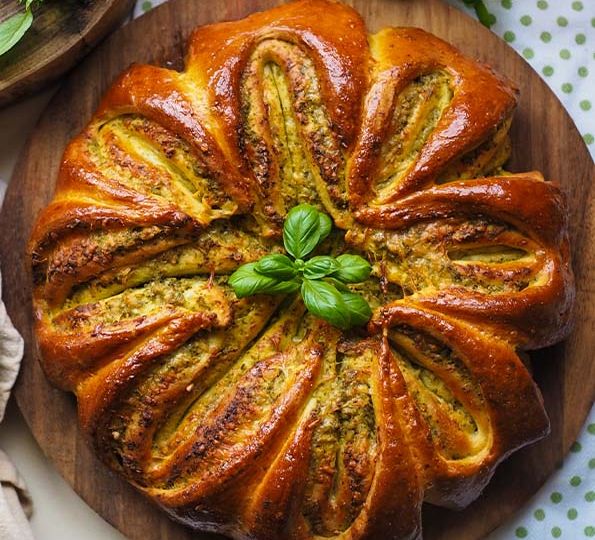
324,277,351,293
318,212,332,243
0,8,33,56
301,279,350,330
333,254,371,283
283,204,322,259
255,254,297,280
265,279,301,295
340,291,372,327
229,263,299,297
303,256,338,280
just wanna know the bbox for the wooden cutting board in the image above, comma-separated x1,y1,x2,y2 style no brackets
1,1,593,539
0,0,135,108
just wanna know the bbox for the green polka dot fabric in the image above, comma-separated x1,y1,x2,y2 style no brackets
487,408,595,539
132,1,594,537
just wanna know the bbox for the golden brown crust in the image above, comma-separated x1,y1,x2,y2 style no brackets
351,173,574,348
186,0,369,151
373,304,549,508
349,27,518,206
28,1,573,539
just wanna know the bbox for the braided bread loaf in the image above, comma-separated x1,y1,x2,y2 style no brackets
29,1,574,538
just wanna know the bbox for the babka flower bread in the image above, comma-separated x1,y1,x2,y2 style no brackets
28,1,575,538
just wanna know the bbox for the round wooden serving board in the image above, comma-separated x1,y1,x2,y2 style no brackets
0,0,134,108
1,1,593,539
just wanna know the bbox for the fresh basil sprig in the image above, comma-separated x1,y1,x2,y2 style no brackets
229,204,372,330
0,1,42,57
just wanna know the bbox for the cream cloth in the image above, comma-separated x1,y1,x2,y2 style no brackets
0,273,32,540
0,451,33,540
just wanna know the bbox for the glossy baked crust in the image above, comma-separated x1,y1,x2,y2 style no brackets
28,1,574,539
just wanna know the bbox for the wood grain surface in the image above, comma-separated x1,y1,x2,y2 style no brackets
0,0,134,108
0,1,593,539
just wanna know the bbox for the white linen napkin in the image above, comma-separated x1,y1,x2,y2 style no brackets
0,274,31,540
0,451,33,540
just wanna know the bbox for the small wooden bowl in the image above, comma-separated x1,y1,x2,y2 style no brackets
0,0,134,108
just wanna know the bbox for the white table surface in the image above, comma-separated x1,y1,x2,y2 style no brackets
0,91,125,540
